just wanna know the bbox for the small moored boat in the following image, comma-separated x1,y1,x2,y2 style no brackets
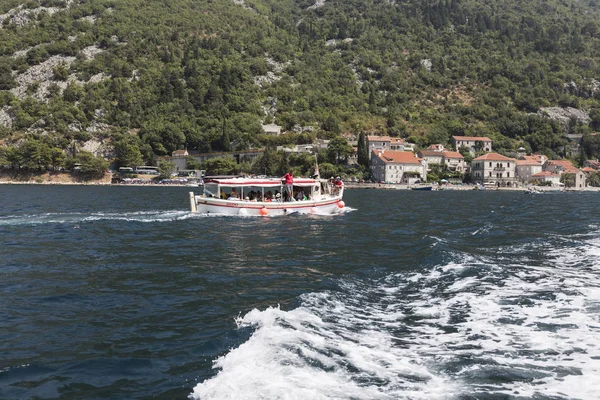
189,177,345,216
411,186,433,191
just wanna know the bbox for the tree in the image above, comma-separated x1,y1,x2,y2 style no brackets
560,173,575,188
357,132,369,167
252,148,278,176
49,148,66,171
327,136,353,164
201,157,239,175
74,151,108,177
158,161,175,178
587,172,600,187
114,138,144,168
458,145,474,164
186,156,202,170
19,139,51,171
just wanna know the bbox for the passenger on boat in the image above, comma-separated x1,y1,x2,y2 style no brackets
256,192,262,202
220,190,227,199
296,189,305,201
228,188,239,200
282,170,294,201
265,191,273,201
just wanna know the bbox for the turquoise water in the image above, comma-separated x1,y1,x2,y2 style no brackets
1,186,600,399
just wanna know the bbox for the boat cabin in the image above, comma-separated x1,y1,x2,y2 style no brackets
201,177,338,202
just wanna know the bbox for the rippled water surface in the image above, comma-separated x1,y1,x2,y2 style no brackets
1,185,600,399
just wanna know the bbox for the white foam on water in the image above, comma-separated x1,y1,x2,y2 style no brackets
192,298,455,400
0,210,194,225
396,234,600,399
192,230,600,400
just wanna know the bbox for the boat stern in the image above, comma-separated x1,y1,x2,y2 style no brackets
189,192,197,212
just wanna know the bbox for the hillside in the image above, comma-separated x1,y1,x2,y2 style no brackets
1,0,600,175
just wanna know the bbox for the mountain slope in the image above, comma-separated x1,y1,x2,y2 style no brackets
1,0,600,163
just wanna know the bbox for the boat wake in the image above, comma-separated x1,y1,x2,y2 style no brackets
0,210,195,226
192,229,600,400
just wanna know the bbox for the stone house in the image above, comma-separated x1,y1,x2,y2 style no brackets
370,150,427,183
515,159,543,183
442,151,466,172
471,153,518,187
452,136,492,154
172,149,189,171
416,150,444,170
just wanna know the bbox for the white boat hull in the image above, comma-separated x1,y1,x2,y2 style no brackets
192,196,345,216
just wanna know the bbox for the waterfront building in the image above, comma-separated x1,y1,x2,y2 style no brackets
452,136,492,154
172,149,189,171
532,171,561,186
471,153,518,187
584,160,600,170
370,150,427,183
442,151,466,172
417,150,444,169
544,159,578,175
366,135,415,159
521,154,548,165
515,159,543,183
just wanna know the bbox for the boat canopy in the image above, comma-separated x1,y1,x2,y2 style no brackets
203,178,319,187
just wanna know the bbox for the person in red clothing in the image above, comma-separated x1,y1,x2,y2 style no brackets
282,170,294,202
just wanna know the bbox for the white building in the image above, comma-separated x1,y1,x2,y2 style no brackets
261,124,282,135
452,135,492,154
370,150,427,183
532,171,561,186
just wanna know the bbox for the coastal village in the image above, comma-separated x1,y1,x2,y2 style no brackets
364,134,589,190
0,130,595,191
161,129,592,191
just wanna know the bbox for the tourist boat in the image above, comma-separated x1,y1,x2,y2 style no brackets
189,177,345,216
411,186,433,191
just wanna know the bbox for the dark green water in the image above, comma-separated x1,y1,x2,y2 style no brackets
1,186,599,399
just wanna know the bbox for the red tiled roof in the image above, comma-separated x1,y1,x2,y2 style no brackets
515,159,542,166
546,160,578,173
418,150,444,157
582,167,596,173
373,150,421,164
367,135,391,142
473,153,515,162
442,151,464,159
427,144,444,150
533,171,560,177
522,155,545,163
452,136,492,142
390,137,405,144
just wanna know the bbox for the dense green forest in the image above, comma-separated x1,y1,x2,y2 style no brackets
1,0,600,176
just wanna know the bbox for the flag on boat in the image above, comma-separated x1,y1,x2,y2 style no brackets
313,164,320,179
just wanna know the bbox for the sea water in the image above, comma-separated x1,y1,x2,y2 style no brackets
1,185,599,399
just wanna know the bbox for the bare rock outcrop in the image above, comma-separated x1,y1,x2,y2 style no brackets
0,107,13,128
538,107,591,125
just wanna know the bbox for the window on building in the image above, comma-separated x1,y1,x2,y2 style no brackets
489,162,492,167
506,172,510,177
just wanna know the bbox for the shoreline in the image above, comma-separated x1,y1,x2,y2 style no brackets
2,180,599,192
